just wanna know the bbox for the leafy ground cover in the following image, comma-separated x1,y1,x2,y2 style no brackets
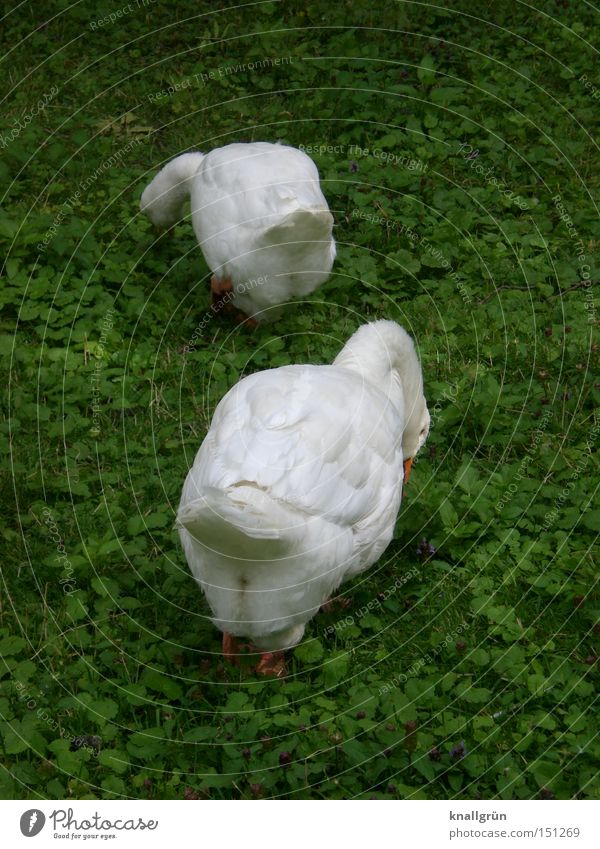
0,1,598,800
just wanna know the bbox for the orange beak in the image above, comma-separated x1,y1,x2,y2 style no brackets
403,457,413,485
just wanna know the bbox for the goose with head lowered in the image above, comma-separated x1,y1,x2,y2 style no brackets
176,320,430,676
140,142,335,324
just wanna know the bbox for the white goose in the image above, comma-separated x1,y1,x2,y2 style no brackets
176,320,430,676
140,142,336,323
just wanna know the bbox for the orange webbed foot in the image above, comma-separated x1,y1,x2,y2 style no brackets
234,312,259,329
223,634,285,676
222,632,253,666
211,275,234,309
256,651,286,678
320,595,352,614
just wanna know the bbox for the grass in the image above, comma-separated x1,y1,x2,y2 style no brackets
0,0,598,800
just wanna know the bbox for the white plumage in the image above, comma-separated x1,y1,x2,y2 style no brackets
140,142,336,321
176,320,430,674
